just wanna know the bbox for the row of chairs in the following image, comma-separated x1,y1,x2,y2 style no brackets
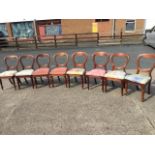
0,51,155,102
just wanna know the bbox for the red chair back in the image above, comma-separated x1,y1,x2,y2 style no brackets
92,51,110,70
36,53,50,68
110,53,130,72
54,52,69,67
136,53,155,77
72,51,88,69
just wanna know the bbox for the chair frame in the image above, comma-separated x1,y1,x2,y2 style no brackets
49,51,69,87
67,51,88,89
125,53,155,102
32,53,51,88
0,55,19,90
104,53,130,96
15,55,35,89
86,51,109,91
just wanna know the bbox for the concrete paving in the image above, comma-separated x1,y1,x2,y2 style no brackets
0,69,155,135
0,44,155,135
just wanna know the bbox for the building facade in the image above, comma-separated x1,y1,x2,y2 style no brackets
0,19,145,39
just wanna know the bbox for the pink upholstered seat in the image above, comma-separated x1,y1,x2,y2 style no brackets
50,67,67,75
86,68,106,77
32,68,49,76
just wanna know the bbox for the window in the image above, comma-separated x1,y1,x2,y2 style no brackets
12,22,34,38
0,23,8,37
125,20,135,31
95,19,110,22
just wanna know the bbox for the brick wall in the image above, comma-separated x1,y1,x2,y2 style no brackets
61,19,93,34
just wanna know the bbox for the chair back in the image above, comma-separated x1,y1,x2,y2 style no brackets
72,51,88,69
136,53,155,77
19,55,35,69
36,53,50,68
4,55,19,70
54,52,69,67
110,53,130,72
92,51,109,70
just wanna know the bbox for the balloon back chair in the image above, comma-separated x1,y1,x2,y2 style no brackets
15,55,35,89
0,55,19,90
125,53,155,102
66,51,88,89
104,53,130,96
86,51,109,91
32,53,51,88
49,51,69,87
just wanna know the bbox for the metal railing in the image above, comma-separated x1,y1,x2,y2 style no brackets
0,31,144,50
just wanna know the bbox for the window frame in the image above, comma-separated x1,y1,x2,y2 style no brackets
125,19,136,33
95,19,110,22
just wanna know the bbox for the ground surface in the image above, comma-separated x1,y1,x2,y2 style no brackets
0,44,155,135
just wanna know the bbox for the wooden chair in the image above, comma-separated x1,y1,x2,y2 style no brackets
32,53,51,88
66,51,88,88
0,55,19,90
49,51,69,87
104,53,130,96
15,55,35,89
85,51,109,91
125,53,155,102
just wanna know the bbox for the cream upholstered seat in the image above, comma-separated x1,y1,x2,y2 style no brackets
125,74,151,84
0,70,17,77
104,70,126,79
67,68,85,75
15,69,34,76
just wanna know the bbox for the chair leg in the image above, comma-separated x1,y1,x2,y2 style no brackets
87,76,89,90
40,77,44,83
17,78,21,89
136,85,139,90
12,77,16,90
81,75,84,89
84,76,87,83
24,78,29,85
49,76,54,87
121,81,124,96
47,76,50,88
148,80,151,94
94,78,97,84
125,81,128,95
64,75,67,88
34,77,38,88
58,76,61,83
30,77,34,89
67,75,70,88
0,79,3,90
141,84,145,102
111,81,115,87
102,78,104,92
105,79,107,92
9,78,14,85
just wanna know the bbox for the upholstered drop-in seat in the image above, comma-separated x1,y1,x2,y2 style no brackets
67,68,85,75
125,74,151,84
50,67,67,75
104,70,126,79
0,70,17,77
15,69,34,76
32,68,49,76
86,68,106,77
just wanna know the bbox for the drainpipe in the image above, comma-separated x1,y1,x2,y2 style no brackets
112,19,116,39
33,19,38,40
